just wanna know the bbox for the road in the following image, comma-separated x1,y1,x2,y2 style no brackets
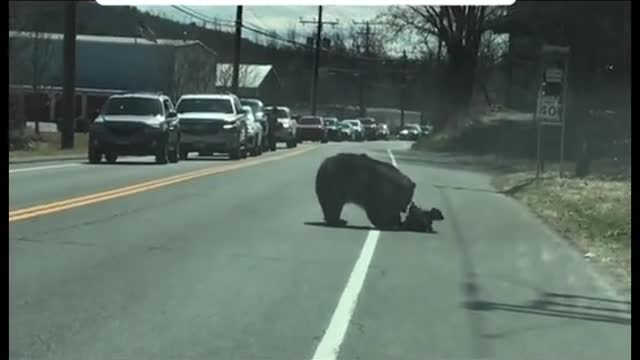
10,141,630,360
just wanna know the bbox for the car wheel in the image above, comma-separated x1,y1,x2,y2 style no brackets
155,142,168,164
168,143,179,163
321,137,328,144
105,153,118,164
88,145,101,164
251,138,261,157
286,139,296,148
229,146,242,160
180,149,189,160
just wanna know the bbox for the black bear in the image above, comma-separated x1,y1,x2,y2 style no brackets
402,202,445,233
315,153,416,230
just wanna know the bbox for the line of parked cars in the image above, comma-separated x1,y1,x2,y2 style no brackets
87,91,307,164
397,124,432,141
289,116,391,144
86,91,405,165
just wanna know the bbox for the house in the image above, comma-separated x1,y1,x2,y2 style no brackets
9,31,217,128
215,64,282,104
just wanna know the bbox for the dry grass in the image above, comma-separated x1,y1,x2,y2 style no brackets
9,131,89,158
493,170,631,288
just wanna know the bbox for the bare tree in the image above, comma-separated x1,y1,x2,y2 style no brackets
264,30,279,49
28,30,54,135
173,45,217,99
9,4,56,135
383,6,505,129
216,64,260,92
475,31,509,108
285,25,299,48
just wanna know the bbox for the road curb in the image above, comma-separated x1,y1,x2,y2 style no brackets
9,155,87,165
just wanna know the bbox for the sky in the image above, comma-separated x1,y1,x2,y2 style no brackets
138,5,387,34
137,5,422,58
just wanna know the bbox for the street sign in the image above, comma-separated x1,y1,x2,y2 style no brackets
545,67,563,83
537,95,561,124
536,44,571,180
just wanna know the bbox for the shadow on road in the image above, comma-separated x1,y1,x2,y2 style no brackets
463,291,631,326
183,156,232,162
80,161,160,166
303,221,439,234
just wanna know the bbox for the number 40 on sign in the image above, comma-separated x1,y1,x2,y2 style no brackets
537,96,561,124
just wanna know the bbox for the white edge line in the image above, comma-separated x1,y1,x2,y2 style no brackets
9,163,82,174
310,230,381,360
311,149,398,360
387,148,398,167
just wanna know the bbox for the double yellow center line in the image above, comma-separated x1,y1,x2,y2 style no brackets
9,146,316,223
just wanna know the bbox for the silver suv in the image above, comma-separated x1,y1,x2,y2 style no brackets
88,93,180,164
176,94,249,160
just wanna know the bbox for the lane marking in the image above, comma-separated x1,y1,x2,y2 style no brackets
9,146,317,222
9,163,82,174
311,148,397,360
387,148,398,167
311,230,380,360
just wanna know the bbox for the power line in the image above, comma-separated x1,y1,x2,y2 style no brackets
170,6,235,32
244,7,272,33
182,6,235,25
170,5,385,62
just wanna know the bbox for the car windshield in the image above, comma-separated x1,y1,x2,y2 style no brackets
340,123,351,129
104,97,162,116
243,107,256,120
299,117,322,125
359,118,375,125
267,109,289,118
241,100,262,115
177,98,233,114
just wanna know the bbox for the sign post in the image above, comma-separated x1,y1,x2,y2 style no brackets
535,45,570,181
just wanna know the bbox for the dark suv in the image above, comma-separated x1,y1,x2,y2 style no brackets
358,117,378,140
297,116,328,143
88,93,180,164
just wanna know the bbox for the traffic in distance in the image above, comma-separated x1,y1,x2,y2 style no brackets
86,91,430,164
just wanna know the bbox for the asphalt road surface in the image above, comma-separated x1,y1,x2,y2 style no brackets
10,141,631,360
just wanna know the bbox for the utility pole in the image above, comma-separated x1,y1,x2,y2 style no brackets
400,50,407,128
352,20,383,117
232,5,243,94
300,8,338,115
311,6,322,116
61,1,76,150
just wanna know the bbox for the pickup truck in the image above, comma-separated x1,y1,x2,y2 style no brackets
176,94,249,160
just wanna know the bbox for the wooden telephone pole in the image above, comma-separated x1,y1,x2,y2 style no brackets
400,50,407,128
300,8,338,115
61,1,76,149
232,6,243,94
352,20,383,117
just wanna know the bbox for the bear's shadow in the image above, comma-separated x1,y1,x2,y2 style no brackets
303,221,438,234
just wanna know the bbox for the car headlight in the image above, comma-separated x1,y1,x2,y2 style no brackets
147,122,166,131
223,121,242,130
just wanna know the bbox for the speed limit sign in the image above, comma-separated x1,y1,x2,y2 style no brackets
537,96,561,123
